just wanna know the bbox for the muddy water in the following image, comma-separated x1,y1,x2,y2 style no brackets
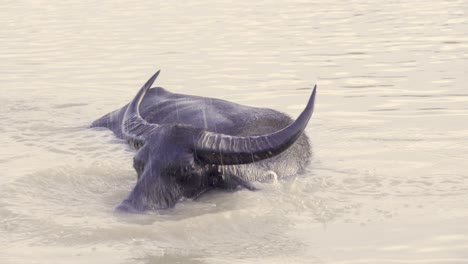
1,0,467,263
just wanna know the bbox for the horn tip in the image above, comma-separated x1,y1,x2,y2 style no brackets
143,70,161,91
311,84,317,98
151,70,161,81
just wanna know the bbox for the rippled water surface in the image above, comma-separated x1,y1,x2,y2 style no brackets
1,0,468,263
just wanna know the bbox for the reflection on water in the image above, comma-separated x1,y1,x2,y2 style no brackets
1,0,467,263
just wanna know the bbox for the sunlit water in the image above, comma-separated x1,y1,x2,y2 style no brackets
1,0,468,263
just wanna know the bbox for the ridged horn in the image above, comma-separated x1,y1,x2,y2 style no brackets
122,70,161,150
194,85,316,165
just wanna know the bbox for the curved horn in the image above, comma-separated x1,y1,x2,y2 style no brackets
122,70,161,149
194,86,316,165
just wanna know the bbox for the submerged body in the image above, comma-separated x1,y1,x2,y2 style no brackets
92,71,315,212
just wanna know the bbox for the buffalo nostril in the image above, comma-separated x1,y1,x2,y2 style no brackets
114,200,144,214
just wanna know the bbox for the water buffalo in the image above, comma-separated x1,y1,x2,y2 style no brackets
91,71,316,212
